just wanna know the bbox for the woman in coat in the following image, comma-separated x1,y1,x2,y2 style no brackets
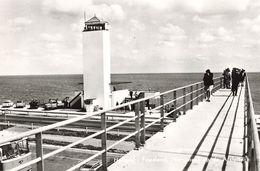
203,69,214,102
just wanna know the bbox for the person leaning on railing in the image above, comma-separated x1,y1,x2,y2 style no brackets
239,69,246,87
203,69,214,102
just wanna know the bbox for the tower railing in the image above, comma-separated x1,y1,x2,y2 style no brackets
0,77,223,171
245,76,260,171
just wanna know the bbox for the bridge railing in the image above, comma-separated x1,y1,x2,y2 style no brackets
0,76,223,171
245,76,260,171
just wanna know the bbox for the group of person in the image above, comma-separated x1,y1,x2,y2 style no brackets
203,68,246,102
222,68,246,96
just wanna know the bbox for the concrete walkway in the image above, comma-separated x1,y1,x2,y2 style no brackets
109,87,246,171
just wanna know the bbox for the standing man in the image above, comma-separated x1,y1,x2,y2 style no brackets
203,69,214,102
222,68,231,89
231,68,240,96
223,69,227,88
239,69,246,87
226,68,231,89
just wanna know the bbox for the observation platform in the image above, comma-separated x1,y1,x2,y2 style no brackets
109,87,246,171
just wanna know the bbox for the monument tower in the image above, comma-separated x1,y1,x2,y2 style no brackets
82,16,111,110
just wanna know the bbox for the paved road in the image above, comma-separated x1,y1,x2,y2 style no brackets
30,146,121,171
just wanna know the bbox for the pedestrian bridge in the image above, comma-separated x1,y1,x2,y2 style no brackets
109,87,246,171
0,77,259,171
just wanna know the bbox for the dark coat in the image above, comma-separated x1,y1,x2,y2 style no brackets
239,71,246,82
232,71,240,86
203,72,214,86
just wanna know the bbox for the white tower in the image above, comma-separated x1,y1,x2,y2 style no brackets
82,16,111,110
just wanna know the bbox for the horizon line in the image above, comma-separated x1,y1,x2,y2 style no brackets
0,71,259,76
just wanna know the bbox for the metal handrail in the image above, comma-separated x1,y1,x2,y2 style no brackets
0,76,223,171
0,76,222,144
159,76,222,96
245,76,260,171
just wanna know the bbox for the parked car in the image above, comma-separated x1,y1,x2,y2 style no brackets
57,100,64,108
44,99,64,110
1,100,14,108
15,100,26,108
29,99,40,109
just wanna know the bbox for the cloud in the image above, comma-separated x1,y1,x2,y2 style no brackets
157,40,176,47
12,49,31,58
85,4,125,21
239,15,260,33
193,15,209,24
109,4,125,21
116,34,124,40
198,27,234,43
159,24,186,40
248,0,260,9
11,17,32,26
124,0,173,10
252,25,260,33
217,27,234,42
158,24,186,47
39,33,65,53
40,33,64,42
198,32,216,42
176,0,250,14
70,19,84,32
130,19,145,31
43,0,125,21
119,0,250,14
7,17,33,32
42,0,92,14
131,49,139,54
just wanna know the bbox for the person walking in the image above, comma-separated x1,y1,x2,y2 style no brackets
203,69,214,102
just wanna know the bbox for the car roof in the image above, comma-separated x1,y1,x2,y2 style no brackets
3,100,12,103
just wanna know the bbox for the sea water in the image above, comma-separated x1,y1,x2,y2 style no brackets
0,73,258,114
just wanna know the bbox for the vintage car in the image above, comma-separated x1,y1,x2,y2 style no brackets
15,101,26,108
44,99,64,110
1,100,14,108
29,99,40,109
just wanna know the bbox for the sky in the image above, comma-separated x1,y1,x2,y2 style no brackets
0,0,259,75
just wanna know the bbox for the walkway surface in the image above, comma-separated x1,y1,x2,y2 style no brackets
109,87,246,171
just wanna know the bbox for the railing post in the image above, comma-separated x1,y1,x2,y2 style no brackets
3,111,6,123
247,89,252,169
246,81,252,162
173,91,177,108
196,84,199,105
220,77,223,89
183,88,186,114
244,82,249,170
190,86,193,109
36,132,44,171
160,95,164,131
135,102,140,149
140,101,146,145
200,83,204,102
173,91,177,116
101,112,107,171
